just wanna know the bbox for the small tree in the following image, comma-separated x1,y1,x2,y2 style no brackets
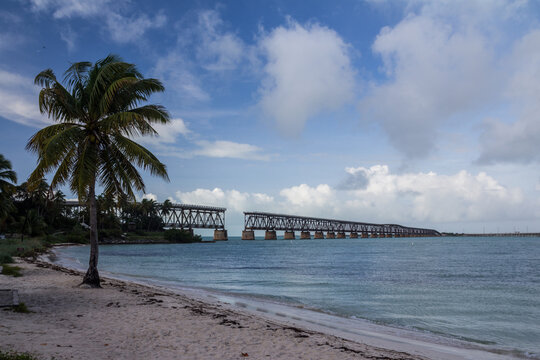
0,154,17,230
27,55,170,287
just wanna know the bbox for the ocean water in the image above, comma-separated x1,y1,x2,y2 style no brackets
55,236,540,358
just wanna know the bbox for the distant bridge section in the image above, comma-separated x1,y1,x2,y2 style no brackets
63,201,228,241
242,212,440,240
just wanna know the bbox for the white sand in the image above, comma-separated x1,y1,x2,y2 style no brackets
0,260,427,360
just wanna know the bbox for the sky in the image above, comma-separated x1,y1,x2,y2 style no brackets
1,0,540,235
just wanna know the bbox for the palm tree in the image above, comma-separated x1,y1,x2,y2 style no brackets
27,55,170,287
0,154,17,222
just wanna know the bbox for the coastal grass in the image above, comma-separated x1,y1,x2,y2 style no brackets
0,232,87,261
0,237,49,260
1,264,23,277
0,350,41,360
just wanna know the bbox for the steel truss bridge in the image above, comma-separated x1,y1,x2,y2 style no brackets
63,201,228,240
242,212,440,239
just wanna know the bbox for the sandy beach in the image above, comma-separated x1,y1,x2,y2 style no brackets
0,260,430,360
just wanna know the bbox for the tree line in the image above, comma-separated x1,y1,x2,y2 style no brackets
0,157,172,240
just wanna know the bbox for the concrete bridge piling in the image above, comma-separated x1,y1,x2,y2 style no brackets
242,230,255,240
284,230,295,240
300,231,311,239
213,229,228,241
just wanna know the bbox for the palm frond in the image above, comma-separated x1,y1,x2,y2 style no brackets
50,147,77,189
34,69,57,88
69,140,98,199
26,123,79,154
113,135,169,181
63,61,91,99
99,111,158,138
37,84,80,122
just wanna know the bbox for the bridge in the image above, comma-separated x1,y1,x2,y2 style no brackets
64,201,228,241
241,212,440,239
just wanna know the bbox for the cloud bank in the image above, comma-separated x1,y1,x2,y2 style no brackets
171,165,534,233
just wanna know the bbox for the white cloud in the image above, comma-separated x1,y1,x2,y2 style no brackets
28,0,165,45
153,9,246,102
106,12,166,44
478,29,540,164
279,184,334,209
0,70,49,127
258,20,356,135
60,26,77,51
176,188,274,212
195,10,245,71
153,51,210,102
359,12,498,158
142,193,157,201
342,165,524,223
135,118,190,146
193,140,269,161
29,0,110,18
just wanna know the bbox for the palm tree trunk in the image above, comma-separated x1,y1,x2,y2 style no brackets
82,183,100,287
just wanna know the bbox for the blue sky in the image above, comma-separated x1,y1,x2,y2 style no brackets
1,0,540,235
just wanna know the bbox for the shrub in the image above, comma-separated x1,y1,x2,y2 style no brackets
11,302,30,313
163,229,202,243
43,234,60,245
1,264,22,277
0,254,13,264
99,228,123,240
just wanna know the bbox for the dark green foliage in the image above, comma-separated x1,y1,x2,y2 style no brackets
99,228,123,240
11,302,30,313
0,254,13,264
1,264,22,277
163,229,202,243
64,225,89,244
0,350,40,360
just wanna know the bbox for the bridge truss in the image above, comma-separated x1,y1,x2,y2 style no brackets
63,201,226,230
243,212,440,237
159,204,226,230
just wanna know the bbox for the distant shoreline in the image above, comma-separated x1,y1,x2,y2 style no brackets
442,232,540,237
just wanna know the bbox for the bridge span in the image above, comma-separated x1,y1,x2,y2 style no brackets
241,212,440,240
64,201,228,241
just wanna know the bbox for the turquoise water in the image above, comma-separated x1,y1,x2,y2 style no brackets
56,236,540,358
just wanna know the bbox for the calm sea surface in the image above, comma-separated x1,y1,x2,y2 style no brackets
56,236,540,358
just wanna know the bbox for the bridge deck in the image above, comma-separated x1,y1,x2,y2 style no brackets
244,212,440,236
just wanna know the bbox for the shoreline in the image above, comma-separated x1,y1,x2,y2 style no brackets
0,250,520,360
1,259,426,360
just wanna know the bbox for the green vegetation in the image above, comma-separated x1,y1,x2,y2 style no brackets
0,350,40,360
163,229,203,243
0,232,88,263
0,254,13,264
27,55,170,287
1,264,23,277
11,302,31,313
